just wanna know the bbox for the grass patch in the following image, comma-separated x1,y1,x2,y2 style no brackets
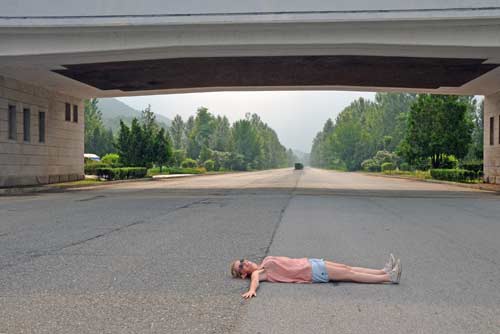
148,166,207,176
51,179,103,188
382,169,432,180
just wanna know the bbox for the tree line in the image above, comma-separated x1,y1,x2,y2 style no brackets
310,93,483,171
84,99,297,170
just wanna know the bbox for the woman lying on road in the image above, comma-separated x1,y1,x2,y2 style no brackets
230,254,402,299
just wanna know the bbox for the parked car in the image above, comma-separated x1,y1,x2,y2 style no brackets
84,153,101,162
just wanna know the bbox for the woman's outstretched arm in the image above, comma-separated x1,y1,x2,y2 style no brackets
242,269,266,299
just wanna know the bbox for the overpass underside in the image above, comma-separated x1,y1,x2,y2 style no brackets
1,2,500,186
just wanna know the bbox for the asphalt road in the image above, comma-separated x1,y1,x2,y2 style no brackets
0,168,499,333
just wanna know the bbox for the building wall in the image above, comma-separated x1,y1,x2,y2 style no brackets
484,91,500,184
0,75,84,187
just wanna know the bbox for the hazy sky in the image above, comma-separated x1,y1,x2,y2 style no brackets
118,91,375,152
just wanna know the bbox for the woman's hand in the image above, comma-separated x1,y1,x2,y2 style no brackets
241,290,256,299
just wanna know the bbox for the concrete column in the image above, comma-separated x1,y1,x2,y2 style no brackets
0,75,84,187
484,91,500,184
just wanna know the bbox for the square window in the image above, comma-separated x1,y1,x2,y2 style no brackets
65,103,71,121
23,108,31,142
8,105,17,140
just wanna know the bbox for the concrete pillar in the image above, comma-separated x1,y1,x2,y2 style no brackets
0,75,84,187
484,92,500,184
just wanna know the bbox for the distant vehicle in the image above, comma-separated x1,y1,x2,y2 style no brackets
294,163,304,170
84,153,101,162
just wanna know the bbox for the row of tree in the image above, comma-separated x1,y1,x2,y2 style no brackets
168,107,297,170
84,99,297,170
310,93,483,171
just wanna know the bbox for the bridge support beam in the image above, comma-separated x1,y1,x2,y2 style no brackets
0,75,84,187
484,92,500,184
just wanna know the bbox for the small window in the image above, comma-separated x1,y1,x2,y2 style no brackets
65,103,71,121
490,117,494,146
23,108,31,142
8,105,16,140
39,111,46,143
73,105,78,123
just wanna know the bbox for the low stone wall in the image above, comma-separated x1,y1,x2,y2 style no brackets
0,75,84,187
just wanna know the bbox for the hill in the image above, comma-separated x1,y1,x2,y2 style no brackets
97,98,171,133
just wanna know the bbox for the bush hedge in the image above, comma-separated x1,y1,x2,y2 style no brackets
101,153,121,167
181,158,197,168
96,167,147,180
361,159,380,172
460,161,483,172
381,162,395,172
84,162,110,175
399,162,410,171
430,169,482,183
167,167,206,174
204,160,215,171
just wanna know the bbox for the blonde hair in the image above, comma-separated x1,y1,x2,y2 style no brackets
230,259,241,278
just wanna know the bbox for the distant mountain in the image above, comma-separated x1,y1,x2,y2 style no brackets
97,98,171,133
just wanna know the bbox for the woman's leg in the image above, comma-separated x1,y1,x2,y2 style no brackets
325,262,390,283
326,261,386,275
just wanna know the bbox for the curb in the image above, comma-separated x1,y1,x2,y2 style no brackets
0,177,155,195
0,171,236,195
360,172,500,193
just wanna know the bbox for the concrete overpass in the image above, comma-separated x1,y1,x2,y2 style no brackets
1,1,500,186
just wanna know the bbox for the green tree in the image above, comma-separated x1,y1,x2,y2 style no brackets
153,128,173,172
400,94,474,168
169,115,185,150
211,115,231,152
231,119,262,170
116,120,132,165
140,105,159,168
129,118,145,167
466,99,483,160
84,99,115,156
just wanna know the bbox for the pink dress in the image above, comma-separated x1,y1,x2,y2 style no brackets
259,256,312,283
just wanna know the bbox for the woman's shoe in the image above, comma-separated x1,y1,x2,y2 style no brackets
389,259,402,284
383,253,396,273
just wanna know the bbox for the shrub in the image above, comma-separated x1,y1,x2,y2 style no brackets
228,153,246,171
181,158,197,168
374,151,396,164
101,153,121,166
204,160,215,171
430,169,480,183
96,167,147,180
166,167,206,174
381,162,396,172
460,161,483,172
85,162,110,175
210,150,231,170
399,162,411,171
413,158,431,171
439,155,458,169
329,159,347,171
361,159,380,172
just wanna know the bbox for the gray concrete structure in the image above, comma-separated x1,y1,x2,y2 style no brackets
1,1,500,186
